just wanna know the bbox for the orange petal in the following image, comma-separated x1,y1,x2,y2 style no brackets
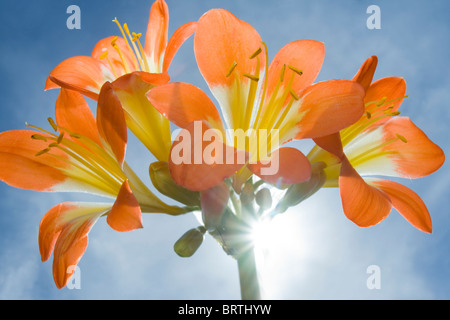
339,156,392,227
194,9,264,88
200,181,230,230
266,40,324,99
295,80,365,139
169,120,247,191
313,132,344,160
163,21,197,73
107,180,143,232
363,77,406,128
370,179,432,233
96,82,127,165
144,0,169,71
248,147,311,186
55,88,101,145
45,56,113,100
39,202,109,289
352,55,378,91
0,130,68,191
381,117,445,179
92,36,140,75
146,82,224,130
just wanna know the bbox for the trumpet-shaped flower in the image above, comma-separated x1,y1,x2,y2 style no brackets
308,56,445,232
44,0,196,161
0,87,188,288
147,8,366,193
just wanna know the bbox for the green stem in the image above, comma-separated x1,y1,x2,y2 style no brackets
237,248,261,300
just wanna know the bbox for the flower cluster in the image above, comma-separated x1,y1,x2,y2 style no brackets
0,0,444,294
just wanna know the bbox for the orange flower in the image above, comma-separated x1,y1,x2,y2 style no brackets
0,87,187,288
44,0,196,161
308,56,445,232
147,9,365,193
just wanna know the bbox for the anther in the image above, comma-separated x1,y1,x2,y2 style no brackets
57,132,65,144
48,142,59,148
289,89,300,100
243,73,259,82
47,118,57,132
99,51,109,60
396,134,408,143
366,111,372,119
279,64,286,82
377,97,387,106
70,133,81,139
226,61,238,77
288,65,303,76
132,32,142,41
31,134,48,142
391,111,401,116
35,148,51,157
249,47,262,59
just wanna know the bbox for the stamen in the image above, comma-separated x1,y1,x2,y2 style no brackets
279,64,286,82
98,50,119,78
56,132,65,144
226,61,238,77
47,118,58,132
243,73,259,82
70,133,81,139
252,42,270,130
31,134,48,142
366,111,372,119
396,133,408,143
377,96,387,106
288,65,303,76
123,23,145,71
289,89,300,101
35,148,50,157
249,47,262,59
391,111,401,116
111,36,131,74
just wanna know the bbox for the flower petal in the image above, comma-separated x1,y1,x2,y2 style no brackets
163,21,197,73
169,120,247,191
248,147,311,187
266,40,324,99
294,80,365,139
144,0,169,72
110,72,171,161
349,117,445,179
339,156,392,227
352,55,378,91
370,179,432,233
0,130,68,191
39,202,110,288
194,9,265,129
146,82,224,130
55,88,101,145
97,82,127,165
107,180,143,232
92,36,140,75
45,56,114,101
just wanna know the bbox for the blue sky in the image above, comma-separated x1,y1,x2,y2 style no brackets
0,0,449,299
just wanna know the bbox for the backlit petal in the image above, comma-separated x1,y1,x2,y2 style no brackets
147,82,224,130
294,80,365,139
144,0,169,72
163,21,197,73
0,130,68,191
169,120,247,191
194,9,265,129
352,55,378,91
97,82,127,166
370,179,432,233
248,147,311,187
107,180,143,232
39,202,110,288
45,56,114,101
201,182,230,230
339,156,392,227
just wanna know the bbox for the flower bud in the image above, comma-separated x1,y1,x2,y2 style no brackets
149,161,200,206
201,182,230,230
255,188,272,210
173,227,206,258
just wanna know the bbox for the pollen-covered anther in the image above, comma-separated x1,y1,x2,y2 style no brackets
249,47,262,59
366,111,372,119
47,118,58,132
396,133,408,143
56,132,65,144
243,73,259,82
377,96,388,106
31,134,48,142
289,89,300,100
35,148,51,157
99,51,109,60
288,65,303,76
226,61,238,77
390,111,401,116
131,32,142,41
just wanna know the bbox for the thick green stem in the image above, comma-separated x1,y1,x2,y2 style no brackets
237,248,261,300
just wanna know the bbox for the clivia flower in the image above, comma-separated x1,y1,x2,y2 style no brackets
0,86,189,288
45,0,196,161
147,9,366,197
308,56,445,232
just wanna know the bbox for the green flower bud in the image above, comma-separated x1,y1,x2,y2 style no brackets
150,161,200,206
255,188,272,210
173,227,206,258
